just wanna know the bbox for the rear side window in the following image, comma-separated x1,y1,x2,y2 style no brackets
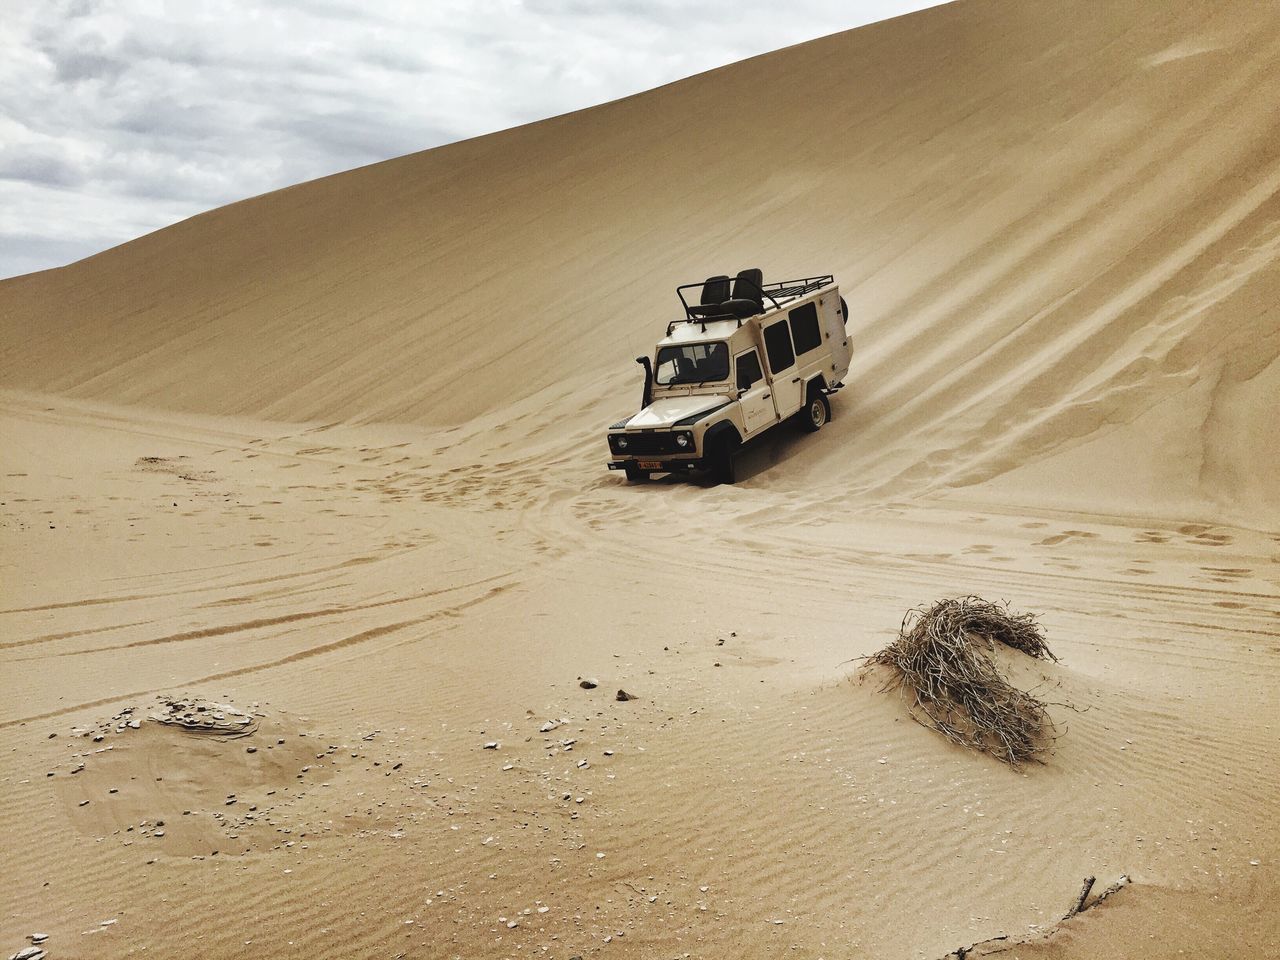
763,321,795,373
736,349,763,389
788,302,822,355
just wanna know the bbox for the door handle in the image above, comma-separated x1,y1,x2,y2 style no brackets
762,393,770,399
792,377,801,383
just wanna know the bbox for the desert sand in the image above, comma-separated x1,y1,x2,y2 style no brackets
1,0,1277,957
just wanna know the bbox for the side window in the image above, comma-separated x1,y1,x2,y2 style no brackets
763,321,795,373
736,349,763,390
788,302,822,355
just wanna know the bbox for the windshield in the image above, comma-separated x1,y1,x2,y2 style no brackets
655,342,729,385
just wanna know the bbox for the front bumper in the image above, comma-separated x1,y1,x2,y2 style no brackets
607,457,703,473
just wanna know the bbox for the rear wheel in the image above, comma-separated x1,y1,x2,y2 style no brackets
624,464,651,482
709,436,738,485
800,393,830,433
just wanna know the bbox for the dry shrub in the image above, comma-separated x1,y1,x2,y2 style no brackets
866,597,1058,765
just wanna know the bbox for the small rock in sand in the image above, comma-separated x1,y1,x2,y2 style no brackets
483,742,499,750
11,948,45,960
615,689,636,702
578,678,598,689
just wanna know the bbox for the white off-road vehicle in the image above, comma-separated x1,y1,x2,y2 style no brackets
606,269,851,484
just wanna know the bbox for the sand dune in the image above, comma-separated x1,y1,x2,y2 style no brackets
4,0,1278,519
1,0,1278,958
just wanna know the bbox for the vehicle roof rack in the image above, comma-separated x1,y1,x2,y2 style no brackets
669,273,835,333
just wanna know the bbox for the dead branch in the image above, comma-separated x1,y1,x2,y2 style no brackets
863,596,1058,765
936,874,1130,959
1067,875,1095,917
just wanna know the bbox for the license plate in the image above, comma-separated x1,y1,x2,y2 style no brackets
637,460,662,470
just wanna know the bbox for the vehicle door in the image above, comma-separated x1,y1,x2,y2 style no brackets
734,347,775,436
762,318,801,417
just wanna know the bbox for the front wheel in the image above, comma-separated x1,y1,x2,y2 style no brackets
709,436,738,485
800,393,830,433
624,464,651,482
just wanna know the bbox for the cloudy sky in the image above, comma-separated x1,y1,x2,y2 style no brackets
0,1,947,279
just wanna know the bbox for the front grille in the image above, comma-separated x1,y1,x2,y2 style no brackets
622,432,681,455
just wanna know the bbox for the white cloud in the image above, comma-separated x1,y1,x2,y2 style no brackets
0,0,948,278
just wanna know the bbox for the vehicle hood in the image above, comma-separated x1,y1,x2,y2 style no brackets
626,395,731,429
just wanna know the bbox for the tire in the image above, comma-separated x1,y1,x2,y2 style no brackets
709,436,738,485
624,464,651,482
840,296,849,326
800,392,830,433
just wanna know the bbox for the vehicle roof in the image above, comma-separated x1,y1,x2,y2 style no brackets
657,318,746,348
656,281,838,350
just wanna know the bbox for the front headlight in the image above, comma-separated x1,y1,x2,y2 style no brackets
675,433,690,448
616,435,628,450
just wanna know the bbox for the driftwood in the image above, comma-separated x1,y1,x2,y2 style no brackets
941,874,1131,958
1067,875,1096,917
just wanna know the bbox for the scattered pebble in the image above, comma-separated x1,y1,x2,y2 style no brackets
615,689,636,702
578,678,598,690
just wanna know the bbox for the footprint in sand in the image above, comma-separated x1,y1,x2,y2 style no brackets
1177,525,1234,546
1200,567,1251,581
1037,530,1099,546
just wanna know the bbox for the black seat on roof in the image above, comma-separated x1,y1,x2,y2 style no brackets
720,298,760,319
732,268,764,308
700,275,731,305
686,274,733,318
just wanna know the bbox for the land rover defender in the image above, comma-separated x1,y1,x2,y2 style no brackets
606,269,851,484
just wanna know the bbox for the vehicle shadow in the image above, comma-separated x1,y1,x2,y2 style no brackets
642,417,817,488
732,420,816,483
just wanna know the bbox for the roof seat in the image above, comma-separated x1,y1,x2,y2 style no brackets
687,275,732,318
718,267,765,318
731,268,764,307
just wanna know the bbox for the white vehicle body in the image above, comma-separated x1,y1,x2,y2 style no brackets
606,271,851,484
